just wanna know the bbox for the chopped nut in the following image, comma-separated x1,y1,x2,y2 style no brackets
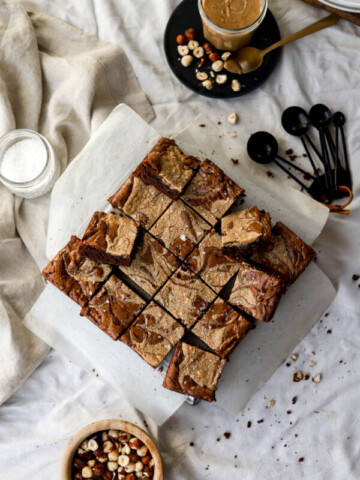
107,461,119,472
228,112,238,124
216,74,227,85
202,79,213,90
185,28,196,40
267,400,276,408
188,40,199,50
196,72,208,81
210,71,215,78
312,374,322,383
199,57,206,68
193,46,204,58
221,51,232,61
178,45,189,56
176,34,186,45
290,354,298,362
230,133,237,138
293,371,303,382
209,52,220,62
181,55,193,67
231,79,241,92
82,466,93,478
310,361,317,367
203,43,213,54
212,60,224,72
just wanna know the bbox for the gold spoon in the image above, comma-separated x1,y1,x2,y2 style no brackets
225,14,339,75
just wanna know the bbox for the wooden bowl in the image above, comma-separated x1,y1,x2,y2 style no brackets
60,419,164,480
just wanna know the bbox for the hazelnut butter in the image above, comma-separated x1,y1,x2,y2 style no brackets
199,0,267,51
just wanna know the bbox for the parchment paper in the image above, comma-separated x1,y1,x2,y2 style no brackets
25,104,336,426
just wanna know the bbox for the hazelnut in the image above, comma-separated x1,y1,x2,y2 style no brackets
108,461,119,472
209,52,220,62
231,79,241,92
176,34,186,45
188,40,199,50
82,466,94,478
196,72,208,81
97,453,108,463
221,51,232,61
228,112,238,124
125,462,136,473
87,459,96,467
126,475,137,480
103,441,115,453
293,371,304,382
88,439,99,451
129,438,143,450
199,57,206,68
203,43,213,54
193,46,204,58
108,430,120,440
102,432,109,443
135,473,143,479
141,455,152,465
216,74,227,85
177,45,189,56
93,464,106,476
290,354,298,361
122,444,131,455
74,473,82,480
103,471,113,480
135,461,144,472
118,475,126,480
312,373,322,383
108,449,119,462
81,440,90,452
73,458,84,470
202,79,213,90
136,445,148,457
181,55,193,67
149,459,155,468
143,466,154,478
212,60,224,72
129,452,140,463
185,28,196,40
119,433,131,443
119,455,130,467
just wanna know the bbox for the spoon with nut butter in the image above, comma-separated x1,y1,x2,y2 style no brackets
225,14,339,75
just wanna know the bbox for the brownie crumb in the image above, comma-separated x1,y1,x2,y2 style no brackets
223,432,231,439
295,434,298,437
298,457,304,463
234,455,238,458
231,158,239,165
218,121,222,125
286,362,291,367
199,124,206,128
257,419,264,424
304,374,310,381
324,312,329,317
352,274,360,281
216,438,221,442
189,442,195,447
327,329,332,334
158,366,164,372
339,360,343,363
303,173,312,181
266,171,274,178
302,153,308,157
287,410,292,415
292,396,297,404
286,149,294,155
247,421,252,428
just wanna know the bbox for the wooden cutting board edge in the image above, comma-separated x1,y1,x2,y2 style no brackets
301,0,360,26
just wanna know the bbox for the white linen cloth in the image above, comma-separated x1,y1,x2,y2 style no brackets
0,3,154,407
0,0,360,479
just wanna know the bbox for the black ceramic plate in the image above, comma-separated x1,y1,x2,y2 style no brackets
164,0,281,98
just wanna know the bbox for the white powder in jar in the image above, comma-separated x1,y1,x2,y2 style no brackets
0,138,47,183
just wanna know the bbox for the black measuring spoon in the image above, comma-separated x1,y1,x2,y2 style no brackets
333,111,352,190
281,106,325,193
247,131,315,192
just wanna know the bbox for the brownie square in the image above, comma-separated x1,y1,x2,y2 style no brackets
192,298,252,358
134,137,200,200
154,266,216,328
162,342,226,402
80,275,146,340
120,232,179,296
108,175,172,229
150,200,211,261
228,262,284,323
81,212,139,266
41,236,112,307
186,229,241,293
182,158,244,225
120,302,184,368
250,221,316,285
221,206,272,257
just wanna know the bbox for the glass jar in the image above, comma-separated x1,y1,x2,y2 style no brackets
0,129,60,199
198,0,268,51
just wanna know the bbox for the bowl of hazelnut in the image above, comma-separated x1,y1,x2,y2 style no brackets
61,419,163,480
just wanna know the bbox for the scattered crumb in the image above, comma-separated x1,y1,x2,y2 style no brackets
293,371,303,382
312,374,322,384
286,149,294,155
303,173,312,181
304,374,310,381
228,112,238,124
286,362,291,367
324,312,329,317
223,432,231,439
290,354,298,362
257,419,264,424
230,133,237,138
158,366,163,372
267,400,276,409
266,171,274,178
298,457,304,463
327,329,332,334
216,438,220,442
352,274,359,281
247,421,252,428
310,361,317,367
231,158,239,165
287,410,292,415
292,396,297,405
217,121,222,125
189,442,194,447
199,124,206,128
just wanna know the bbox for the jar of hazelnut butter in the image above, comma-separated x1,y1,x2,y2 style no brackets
198,0,268,51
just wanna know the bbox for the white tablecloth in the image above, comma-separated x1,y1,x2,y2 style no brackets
1,0,360,479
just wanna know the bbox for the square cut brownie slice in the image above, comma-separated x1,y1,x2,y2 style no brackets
41,236,112,307
221,206,272,257
81,212,139,266
228,262,284,323
192,298,252,359
150,200,211,261
162,342,226,402
134,137,200,200
120,232,179,296
80,275,146,340
186,229,241,293
154,266,216,328
120,302,184,368
250,221,316,285
108,175,172,229
182,158,244,225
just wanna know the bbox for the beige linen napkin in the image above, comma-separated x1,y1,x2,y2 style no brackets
0,3,154,405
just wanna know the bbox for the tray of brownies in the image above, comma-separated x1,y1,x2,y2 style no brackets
25,105,335,425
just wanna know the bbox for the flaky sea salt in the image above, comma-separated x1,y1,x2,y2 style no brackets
0,138,47,182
